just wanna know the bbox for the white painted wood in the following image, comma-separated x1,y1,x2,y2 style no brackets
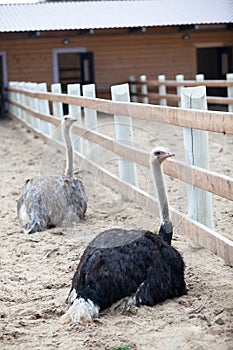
8,81,13,116
129,75,137,102
111,83,138,186
23,82,31,125
20,81,29,124
68,83,83,154
19,82,28,123
27,82,40,131
51,83,63,118
82,84,99,163
9,81,17,118
51,83,63,142
16,82,21,118
13,81,19,118
181,86,213,230
227,73,233,112
158,75,167,106
176,74,184,107
140,75,149,104
196,74,205,82
37,83,52,136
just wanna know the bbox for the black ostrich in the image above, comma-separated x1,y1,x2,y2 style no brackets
60,148,187,324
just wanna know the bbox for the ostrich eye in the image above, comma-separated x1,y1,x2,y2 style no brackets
154,151,162,156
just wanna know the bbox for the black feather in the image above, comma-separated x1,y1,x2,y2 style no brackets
68,228,187,311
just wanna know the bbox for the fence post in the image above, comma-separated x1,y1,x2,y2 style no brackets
8,82,13,116
140,75,149,104
25,82,34,127
227,73,233,112
51,83,63,118
181,86,213,231
196,74,205,82
176,74,184,107
111,83,138,186
11,82,20,119
67,83,83,154
20,82,29,123
21,82,29,124
37,83,52,137
158,74,167,106
82,84,99,163
27,82,40,131
129,75,137,102
51,83,63,141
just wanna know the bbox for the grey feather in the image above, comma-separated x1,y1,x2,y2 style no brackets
17,116,87,233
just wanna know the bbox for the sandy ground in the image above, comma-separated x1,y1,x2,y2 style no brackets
0,116,232,350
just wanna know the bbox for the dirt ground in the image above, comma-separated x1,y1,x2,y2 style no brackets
0,116,232,350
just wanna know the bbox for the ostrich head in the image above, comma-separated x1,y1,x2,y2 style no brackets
150,147,175,164
62,115,78,128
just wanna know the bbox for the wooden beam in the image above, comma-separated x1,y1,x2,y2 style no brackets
8,98,233,201
164,160,233,201
129,79,233,88
8,88,233,135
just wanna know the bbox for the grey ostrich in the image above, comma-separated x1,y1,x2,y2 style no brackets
60,147,186,324
17,115,87,233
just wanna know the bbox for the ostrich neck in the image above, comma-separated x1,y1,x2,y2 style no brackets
63,126,73,177
151,161,170,224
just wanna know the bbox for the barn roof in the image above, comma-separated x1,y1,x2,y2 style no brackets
0,0,232,33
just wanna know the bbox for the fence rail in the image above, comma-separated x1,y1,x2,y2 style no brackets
7,81,233,265
8,87,233,134
7,97,233,202
128,73,233,111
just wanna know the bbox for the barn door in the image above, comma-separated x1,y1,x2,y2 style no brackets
197,46,233,109
55,49,94,113
57,51,94,93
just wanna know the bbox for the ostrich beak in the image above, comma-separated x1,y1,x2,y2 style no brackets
63,115,78,123
160,152,175,159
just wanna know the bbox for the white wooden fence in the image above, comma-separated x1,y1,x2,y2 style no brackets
7,81,233,265
129,73,233,111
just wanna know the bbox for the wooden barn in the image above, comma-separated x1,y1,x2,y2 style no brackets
0,0,233,116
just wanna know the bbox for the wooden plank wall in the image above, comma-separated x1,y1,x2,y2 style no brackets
1,27,233,96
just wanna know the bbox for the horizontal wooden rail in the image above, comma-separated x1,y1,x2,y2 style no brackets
207,96,233,105
132,92,233,105
9,97,233,201
132,92,180,102
72,124,233,201
129,79,233,88
7,89,233,135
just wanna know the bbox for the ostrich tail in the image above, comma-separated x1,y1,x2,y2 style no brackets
159,222,173,245
59,297,99,325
